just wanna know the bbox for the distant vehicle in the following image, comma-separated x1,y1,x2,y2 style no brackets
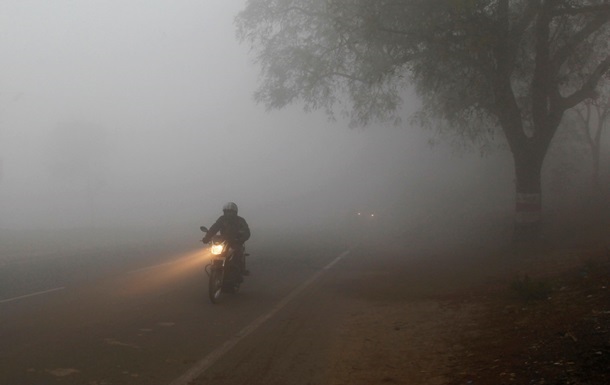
200,226,249,304
356,210,377,219
350,208,380,225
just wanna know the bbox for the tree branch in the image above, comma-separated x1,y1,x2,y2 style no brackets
328,71,366,83
551,4,610,16
513,0,541,42
561,54,610,110
279,6,323,19
494,0,528,150
552,12,610,70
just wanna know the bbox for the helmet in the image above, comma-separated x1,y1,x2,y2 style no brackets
222,202,238,214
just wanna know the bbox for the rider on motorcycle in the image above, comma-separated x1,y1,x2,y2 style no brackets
202,202,251,275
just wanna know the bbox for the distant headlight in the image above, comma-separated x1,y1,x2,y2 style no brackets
211,244,224,255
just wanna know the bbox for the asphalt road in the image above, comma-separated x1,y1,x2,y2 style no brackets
0,235,348,385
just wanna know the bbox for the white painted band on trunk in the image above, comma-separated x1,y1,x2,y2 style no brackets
515,193,541,224
169,249,350,385
515,210,541,223
516,193,541,204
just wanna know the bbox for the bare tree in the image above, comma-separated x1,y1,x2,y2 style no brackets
571,77,610,191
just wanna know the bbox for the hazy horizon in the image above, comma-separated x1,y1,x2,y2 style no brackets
0,0,562,254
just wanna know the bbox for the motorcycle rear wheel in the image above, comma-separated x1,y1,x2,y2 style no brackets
208,269,223,304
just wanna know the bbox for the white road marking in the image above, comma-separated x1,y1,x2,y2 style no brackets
169,249,350,385
0,287,66,304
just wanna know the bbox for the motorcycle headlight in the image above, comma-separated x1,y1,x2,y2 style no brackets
211,243,224,255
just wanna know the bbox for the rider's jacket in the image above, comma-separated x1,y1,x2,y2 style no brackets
203,214,250,245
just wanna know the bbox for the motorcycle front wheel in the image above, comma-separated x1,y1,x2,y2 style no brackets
208,269,223,304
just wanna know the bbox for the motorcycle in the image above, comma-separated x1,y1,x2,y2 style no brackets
200,226,248,304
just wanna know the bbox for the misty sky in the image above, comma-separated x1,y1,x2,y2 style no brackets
0,1,514,232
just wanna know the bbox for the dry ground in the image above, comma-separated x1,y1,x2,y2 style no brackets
4,223,608,385
331,234,610,385
444,246,610,385
192,220,610,385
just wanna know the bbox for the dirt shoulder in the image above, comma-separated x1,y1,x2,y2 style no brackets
191,237,610,385
444,246,610,385
323,299,464,385
332,241,610,385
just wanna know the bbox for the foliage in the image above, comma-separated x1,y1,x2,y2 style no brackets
237,0,610,237
237,1,610,140
569,76,610,189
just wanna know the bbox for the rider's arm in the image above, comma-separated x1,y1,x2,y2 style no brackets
202,217,223,243
237,218,250,243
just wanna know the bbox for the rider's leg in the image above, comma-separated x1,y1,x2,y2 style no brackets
236,245,249,275
241,245,250,275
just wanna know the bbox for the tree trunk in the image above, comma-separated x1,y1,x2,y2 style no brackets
592,147,601,192
592,112,604,193
513,150,544,242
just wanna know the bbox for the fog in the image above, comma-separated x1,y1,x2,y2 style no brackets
0,1,521,257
